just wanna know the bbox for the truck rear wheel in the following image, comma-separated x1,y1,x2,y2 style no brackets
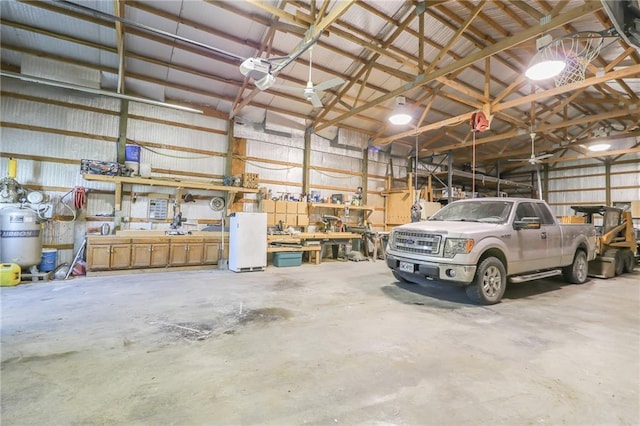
465,257,506,305
614,250,625,276
562,250,588,284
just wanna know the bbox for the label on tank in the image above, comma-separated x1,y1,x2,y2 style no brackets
9,215,25,223
1,230,40,238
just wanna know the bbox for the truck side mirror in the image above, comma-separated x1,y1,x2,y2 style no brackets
514,217,541,230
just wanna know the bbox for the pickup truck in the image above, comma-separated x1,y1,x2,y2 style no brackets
386,197,597,304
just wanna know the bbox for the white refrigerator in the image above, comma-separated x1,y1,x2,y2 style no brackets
229,212,267,272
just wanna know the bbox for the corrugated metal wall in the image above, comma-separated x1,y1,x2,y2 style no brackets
2,78,638,266
1,79,229,265
547,153,640,218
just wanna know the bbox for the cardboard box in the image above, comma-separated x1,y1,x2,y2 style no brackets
275,213,286,225
297,215,309,226
297,203,308,214
267,213,276,226
286,201,298,213
275,201,287,213
261,199,276,213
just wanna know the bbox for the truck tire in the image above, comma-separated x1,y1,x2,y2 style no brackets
562,250,588,284
465,257,506,305
622,249,636,273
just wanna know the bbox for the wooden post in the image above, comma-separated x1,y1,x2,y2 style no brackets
605,159,611,206
362,147,368,205
225,118,234,177
114,99,128,231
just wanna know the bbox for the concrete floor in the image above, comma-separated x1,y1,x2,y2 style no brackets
1,261,639,425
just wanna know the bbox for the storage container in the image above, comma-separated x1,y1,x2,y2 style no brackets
0,263,21,286
273,252,303,267
39,248,58,272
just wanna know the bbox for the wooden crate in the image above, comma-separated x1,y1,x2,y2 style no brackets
242,173,259,189
560,216,585,224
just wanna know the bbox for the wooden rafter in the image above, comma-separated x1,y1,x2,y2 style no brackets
317,2,603,132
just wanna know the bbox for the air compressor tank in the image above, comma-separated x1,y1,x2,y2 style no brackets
0,206,42,268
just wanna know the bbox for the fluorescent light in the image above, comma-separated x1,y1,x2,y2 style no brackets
588,143,611,152
389,96,412,125
0,70,203,114
525,50,566,80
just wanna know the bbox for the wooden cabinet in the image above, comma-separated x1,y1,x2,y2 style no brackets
169,237,204,266
131,238,169,268
87,234,227,273
87,237,131,270
203,241,220,264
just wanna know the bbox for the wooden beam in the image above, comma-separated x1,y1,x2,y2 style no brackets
424,0,487,74
316,2,602,132
432,107,640,154
494,65,640,113
113,0,126,93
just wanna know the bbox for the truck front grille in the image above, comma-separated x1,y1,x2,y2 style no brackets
394,231,441,255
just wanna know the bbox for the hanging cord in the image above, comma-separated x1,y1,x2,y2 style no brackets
58,188,77,222
472,130,476,197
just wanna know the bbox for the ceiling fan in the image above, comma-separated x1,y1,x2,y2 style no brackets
275,48,345,108
508,132,554,165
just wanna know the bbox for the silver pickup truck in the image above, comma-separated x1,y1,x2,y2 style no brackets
386,197,597,304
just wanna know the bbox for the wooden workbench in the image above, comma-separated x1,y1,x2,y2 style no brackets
267,232,362,242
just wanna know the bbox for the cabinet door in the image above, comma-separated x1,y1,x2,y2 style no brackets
87,245,111,270
170,242,188,265
110,244,131,269
186,243,204,265
150,243,169,267
131,244,152,268
203,242,220,264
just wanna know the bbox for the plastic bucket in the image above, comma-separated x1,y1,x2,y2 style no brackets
39,248,57,272
125,145,141,163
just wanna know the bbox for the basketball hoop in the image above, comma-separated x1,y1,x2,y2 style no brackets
541,31,606,88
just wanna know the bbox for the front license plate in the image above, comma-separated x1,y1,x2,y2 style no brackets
399,261,414,273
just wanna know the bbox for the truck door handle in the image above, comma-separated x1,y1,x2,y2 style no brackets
541,232,547,239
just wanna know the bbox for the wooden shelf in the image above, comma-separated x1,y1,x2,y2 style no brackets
308,203,374,222
309,202,373,211
82,174,259,193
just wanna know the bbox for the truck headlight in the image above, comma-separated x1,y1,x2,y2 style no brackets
443,238,474,258
387,231,395,250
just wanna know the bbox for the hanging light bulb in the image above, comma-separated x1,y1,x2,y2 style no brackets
389,96,412,125
525,35,567,81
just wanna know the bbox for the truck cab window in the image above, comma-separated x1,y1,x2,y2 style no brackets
515,203,538,221
534,203,556,225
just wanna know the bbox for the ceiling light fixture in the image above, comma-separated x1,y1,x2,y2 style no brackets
588,143,611,152
239,57,276,90
525,35,566,81
255,74,275,91
389,96,412,125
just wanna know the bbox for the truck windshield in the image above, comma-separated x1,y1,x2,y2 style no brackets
429,200,513,223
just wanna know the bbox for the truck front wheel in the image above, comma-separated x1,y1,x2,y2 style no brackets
465,257,506,305
562,250,588,284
